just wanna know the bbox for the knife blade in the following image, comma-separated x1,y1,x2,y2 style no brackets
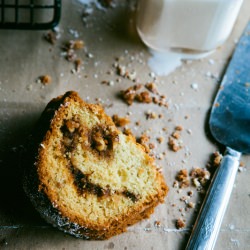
186,21,250,250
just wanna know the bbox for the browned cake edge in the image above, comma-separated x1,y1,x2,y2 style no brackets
23,91,168,239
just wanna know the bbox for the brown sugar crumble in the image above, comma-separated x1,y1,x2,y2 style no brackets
145,82,158,94
39,75,52,85
175,169,190,188
168,137,183,152
168,126,184,152
190,168,210,188
120,83,168,107
120,85,141,105
136,91,152,103
176,218,186,229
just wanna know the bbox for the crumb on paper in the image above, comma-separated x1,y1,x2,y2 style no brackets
190,168,211,187
115,64,137,81
175,125,183,131
145,110,157,120
213,151,223,167
154,220,161,228
187,201,195,209
176,169,190,188
74,58,82,73
168,126,184,152
168,136,183,152
39,75,52,85
136,91,152,103
120,82,168,107
157,136,164,144
120,85,143,105
176,218,185,229
145,82,158,94
44,30,57,45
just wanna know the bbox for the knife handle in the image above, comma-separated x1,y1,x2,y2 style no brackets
185,147,241,250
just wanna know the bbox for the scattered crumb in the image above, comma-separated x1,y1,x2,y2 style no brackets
213,151,223,167
44,30,57,44
120,85,142,105
168,126,184,152
148,142,156,150
39,75,52,85
120,83,168,107
145,110,157,119
190,168,211,188
187,201,195,209
157,137,164,144
176,218,185,229
136,91,152,103
176,169,190,188
172,131,181,139
70,40,84,50
145,82,158,94
168,136,183,152
175,125,183,131
154,220,161,228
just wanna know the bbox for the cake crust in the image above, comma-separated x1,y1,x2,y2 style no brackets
23,91,168,239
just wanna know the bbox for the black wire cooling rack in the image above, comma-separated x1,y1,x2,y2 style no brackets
0,0,61,29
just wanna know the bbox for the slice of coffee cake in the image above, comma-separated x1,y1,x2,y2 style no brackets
23,91,168,239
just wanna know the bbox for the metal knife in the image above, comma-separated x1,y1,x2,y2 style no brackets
186,21,250,250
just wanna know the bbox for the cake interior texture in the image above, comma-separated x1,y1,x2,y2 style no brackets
24,91,168,239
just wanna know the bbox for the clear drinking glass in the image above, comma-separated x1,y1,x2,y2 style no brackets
136,0,244,54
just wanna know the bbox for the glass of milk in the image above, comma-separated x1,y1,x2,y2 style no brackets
136,0,244,55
